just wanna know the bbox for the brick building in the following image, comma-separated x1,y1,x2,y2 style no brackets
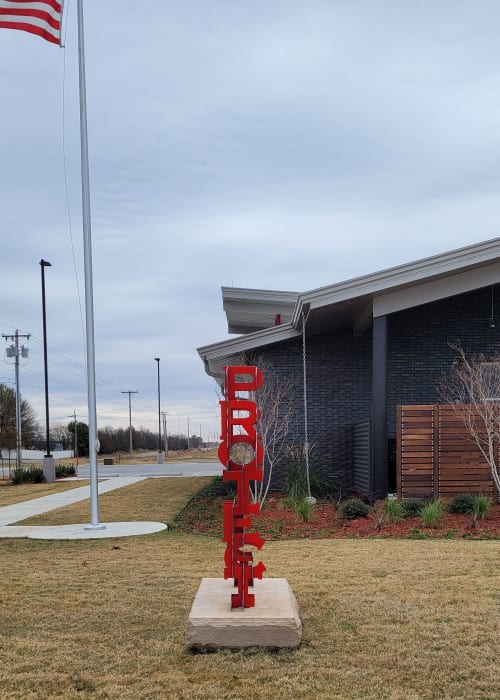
198,238,500,498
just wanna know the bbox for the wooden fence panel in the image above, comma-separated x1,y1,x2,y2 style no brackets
397,404,499,501
397,405,434,498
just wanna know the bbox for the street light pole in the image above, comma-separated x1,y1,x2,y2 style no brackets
154,358,163,463
40,259,55,482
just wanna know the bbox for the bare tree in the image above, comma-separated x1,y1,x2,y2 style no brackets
50,423,73,450
214,357,297,507
440,345,500,493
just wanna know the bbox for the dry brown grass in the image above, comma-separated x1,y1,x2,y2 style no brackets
0,480,90,508
16,477,212,526
1,478,499,698
0,536,498,699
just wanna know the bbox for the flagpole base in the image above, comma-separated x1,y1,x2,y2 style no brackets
85,523,106,531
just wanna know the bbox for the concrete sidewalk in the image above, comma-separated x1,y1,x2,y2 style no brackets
0,477,167,540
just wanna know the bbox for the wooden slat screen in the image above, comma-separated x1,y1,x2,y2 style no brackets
397,404,499,501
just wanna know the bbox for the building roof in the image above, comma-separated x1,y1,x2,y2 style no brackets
198,237,500,377
222,287,298,334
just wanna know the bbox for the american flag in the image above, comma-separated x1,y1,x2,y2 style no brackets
0,0,62,45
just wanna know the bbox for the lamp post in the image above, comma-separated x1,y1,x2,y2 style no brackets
40,259,55,482
154,357,163,463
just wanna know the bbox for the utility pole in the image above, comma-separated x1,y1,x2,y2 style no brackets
161,411,168,458
187,416,190,449
68,410,79,473
154,358,163,464
121,390,138,454
2,330,30,470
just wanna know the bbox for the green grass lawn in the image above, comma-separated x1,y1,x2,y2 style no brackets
0,477,498,699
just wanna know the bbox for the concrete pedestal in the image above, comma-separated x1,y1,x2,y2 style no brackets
186,578,302,650
157,452,164,464
42,456,55,483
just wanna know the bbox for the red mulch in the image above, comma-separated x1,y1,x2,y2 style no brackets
176,492,500,540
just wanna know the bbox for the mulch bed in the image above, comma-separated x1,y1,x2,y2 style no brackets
175,492,500,540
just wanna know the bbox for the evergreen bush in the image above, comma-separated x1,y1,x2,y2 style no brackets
401,499,424,517
448,494,475,514
340,498,370,520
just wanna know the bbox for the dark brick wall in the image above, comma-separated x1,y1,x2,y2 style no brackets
249,328,372,491
249,285,500,492
388,286,500,436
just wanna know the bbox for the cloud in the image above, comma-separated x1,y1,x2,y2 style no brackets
1,2,500,441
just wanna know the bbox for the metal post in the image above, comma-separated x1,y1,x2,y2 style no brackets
154,358,163,463
161,411,168,458
40,259,55,482
3,333,30,470
372,314,388,498
14,332,21,470
69,410,79,473
78,0,103,529
121,390,137,454
128,392,132,453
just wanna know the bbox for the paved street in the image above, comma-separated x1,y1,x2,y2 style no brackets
75,461,222,479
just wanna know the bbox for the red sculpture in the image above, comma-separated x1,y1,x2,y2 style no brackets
218,366,266,608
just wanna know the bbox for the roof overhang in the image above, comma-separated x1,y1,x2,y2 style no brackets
197,323,301,379
222,287,298,334
293,237,500,333
199,237,500,377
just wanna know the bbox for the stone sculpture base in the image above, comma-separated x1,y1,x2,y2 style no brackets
186,578,302,650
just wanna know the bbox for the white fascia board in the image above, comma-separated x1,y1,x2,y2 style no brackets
373,261,500,317
197,323,301,369
221,287,299,304
291,237,500,326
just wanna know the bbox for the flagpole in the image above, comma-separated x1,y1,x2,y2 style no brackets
77,0,104,530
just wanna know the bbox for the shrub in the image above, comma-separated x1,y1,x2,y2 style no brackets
284,464,309,501
296,498,314,522
340,498,370,520
285,463,330,501
420,499,443,528
28,466,44,483
11,467,27,485
471,495,492,521
282,495,297,510
448,494,475,514
56,463,76,478
401,499,424,517
196,475,236,500
383,499,405,523
11,466,43,484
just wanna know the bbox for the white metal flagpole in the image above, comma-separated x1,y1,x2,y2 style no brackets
77,0,104,530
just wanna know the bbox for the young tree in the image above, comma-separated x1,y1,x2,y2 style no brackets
0,383,40,449
440,345,500,493
68,420,89,457
0,383,17,450
219,356,297,507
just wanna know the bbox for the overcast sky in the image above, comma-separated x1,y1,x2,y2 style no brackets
1,1,500,443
